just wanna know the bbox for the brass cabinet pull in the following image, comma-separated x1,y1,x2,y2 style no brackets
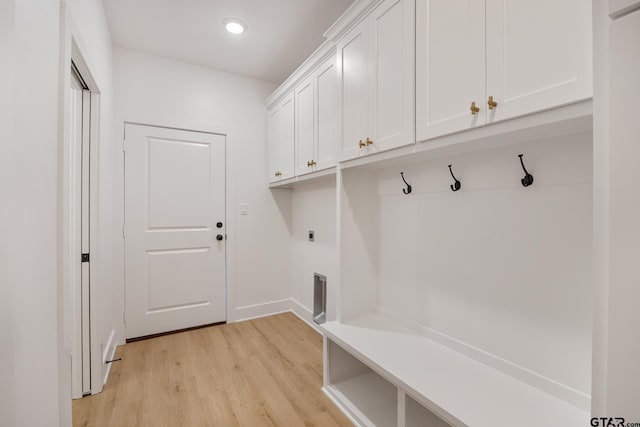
307,160,316,167
470,101,480,115
358,139,366,148
366,137,373,146
488,96,498,110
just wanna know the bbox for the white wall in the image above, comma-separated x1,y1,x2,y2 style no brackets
290,176,338,325
374,132,593,401
0,1,63,425
113,47,292,325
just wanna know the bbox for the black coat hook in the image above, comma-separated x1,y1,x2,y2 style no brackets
400,172,412,194
518,154,534,187
448,165,461,192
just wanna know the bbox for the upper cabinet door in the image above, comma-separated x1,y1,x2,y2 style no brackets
485,0,592,123
267,106,280,183
295,77,316,176
368,0,415,153
276,93,295,180
338,18,370,161
416,0,486,142
315,56,338,171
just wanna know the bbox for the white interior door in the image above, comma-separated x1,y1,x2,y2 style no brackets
70,67,92,398
124,124,226,339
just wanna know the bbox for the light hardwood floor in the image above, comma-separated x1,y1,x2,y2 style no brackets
73,313,352,427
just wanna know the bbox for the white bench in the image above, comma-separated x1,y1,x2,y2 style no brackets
321,314,589,427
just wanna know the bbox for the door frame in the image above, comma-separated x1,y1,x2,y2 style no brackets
121,121,231,337
60,6,102,399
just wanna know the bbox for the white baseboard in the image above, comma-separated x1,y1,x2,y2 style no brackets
290,298,321,334
102,329,117,386
233,298,292,322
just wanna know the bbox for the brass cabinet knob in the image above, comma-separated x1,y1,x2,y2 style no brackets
366,137,373,146
307,160,316,167
488,96,498,110
470,101,480,115
274,171,281,177
358,139,366,148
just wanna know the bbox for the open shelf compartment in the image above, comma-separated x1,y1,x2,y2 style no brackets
324,338,398,427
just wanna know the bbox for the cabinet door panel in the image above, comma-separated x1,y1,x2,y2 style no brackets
416,0,486,141
277,94,295,180
267,107,280,183
339,19,369,161
368,0,415,153
295,78,315,176
486,0,592,122
316,56,338,171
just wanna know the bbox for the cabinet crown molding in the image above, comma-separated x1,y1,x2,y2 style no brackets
323,0,385,43
265,41,336,110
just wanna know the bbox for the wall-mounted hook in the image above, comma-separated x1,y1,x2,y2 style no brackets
448,165,461,192
518,154,534,187
400,172,412,195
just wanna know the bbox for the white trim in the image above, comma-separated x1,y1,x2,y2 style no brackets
290,298,321,334
323,0,383,42
101,329,117,386
233,299,292,322
264,41,336,110
322,386,365,427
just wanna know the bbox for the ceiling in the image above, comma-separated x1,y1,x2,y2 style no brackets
103,0,354,84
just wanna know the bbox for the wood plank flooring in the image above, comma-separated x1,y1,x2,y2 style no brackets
73,313,352,427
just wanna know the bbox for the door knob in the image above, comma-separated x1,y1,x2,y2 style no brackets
488,96,498,110
470,101,480,115
216,234,224,241
216,222,223,228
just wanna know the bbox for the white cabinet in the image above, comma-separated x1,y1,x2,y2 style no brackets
267,93,295,183
415,0,486,139
338,0,415,162
295,77,315,176
295,55,338,176
417,0,592,142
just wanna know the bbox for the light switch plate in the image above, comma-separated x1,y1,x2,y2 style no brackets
240,203,248,215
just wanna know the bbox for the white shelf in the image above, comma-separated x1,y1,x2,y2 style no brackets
321,313,590,427
325,371,398,427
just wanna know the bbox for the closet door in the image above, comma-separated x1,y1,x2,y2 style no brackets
367,0,415,153
416,0,485,141
485,0,592,123
338,18,369,161
315,55,338,171
295,77,315,176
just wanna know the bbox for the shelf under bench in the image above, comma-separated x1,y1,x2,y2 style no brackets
321,313,589,427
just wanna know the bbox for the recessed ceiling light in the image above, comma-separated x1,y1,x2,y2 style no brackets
223,18,247,35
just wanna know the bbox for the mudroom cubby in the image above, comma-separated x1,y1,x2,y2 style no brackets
322,129,594,426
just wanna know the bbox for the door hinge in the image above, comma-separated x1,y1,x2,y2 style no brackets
122,225,125,238
81,253,90,263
